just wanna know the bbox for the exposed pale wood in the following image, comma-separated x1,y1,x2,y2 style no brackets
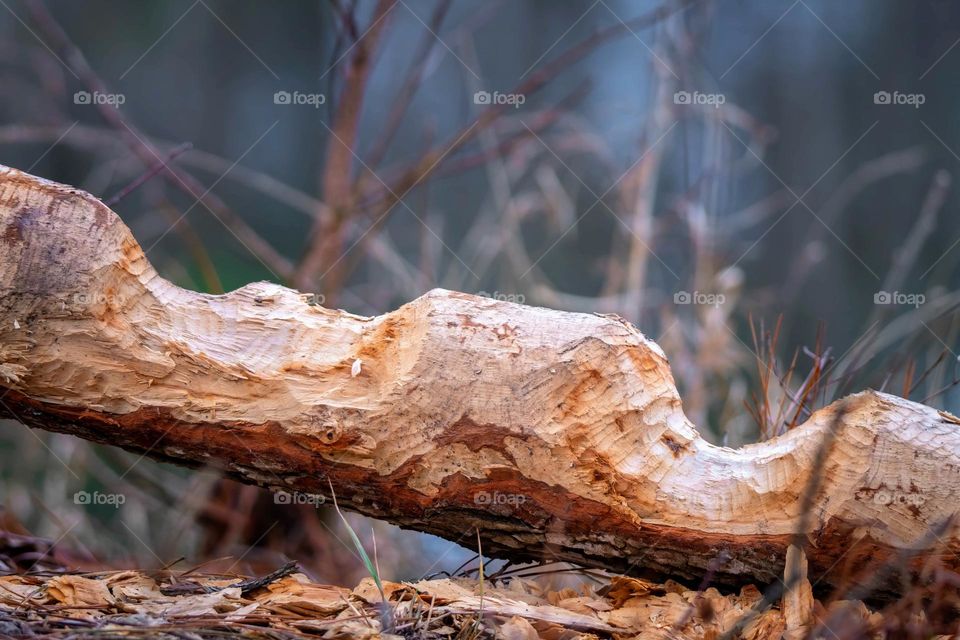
782,544,813,634
1,165,959,593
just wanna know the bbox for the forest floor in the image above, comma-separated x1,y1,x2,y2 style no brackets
0,529,892,640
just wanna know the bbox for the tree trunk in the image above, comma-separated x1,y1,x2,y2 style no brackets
1,165,957,593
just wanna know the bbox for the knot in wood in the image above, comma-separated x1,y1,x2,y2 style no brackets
319,423,342,445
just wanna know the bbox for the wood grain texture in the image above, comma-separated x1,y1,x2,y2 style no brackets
1,165,958,592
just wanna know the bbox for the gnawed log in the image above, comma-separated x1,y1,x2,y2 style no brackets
1,165,958,594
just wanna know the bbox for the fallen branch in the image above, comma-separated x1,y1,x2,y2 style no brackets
160,561,300,597
1,165,958,594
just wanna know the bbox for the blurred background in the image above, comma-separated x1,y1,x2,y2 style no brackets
1,0,959,586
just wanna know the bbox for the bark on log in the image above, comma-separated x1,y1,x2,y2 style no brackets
1,165,958,593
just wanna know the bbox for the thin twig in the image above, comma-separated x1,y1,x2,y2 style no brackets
104,142,192,207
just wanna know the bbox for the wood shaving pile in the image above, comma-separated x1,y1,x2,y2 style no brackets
0,568,888,639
